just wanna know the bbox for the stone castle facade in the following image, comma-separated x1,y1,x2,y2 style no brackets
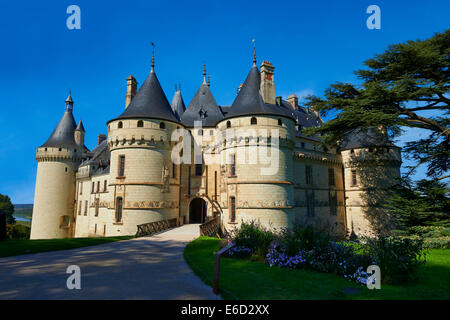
30,54,402,240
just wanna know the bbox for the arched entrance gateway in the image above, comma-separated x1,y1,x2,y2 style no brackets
189,198,207,223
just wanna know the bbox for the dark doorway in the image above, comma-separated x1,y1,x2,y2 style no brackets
189,198,207,223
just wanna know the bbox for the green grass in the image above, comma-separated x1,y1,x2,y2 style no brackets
184,236,450,300
0,236,134,258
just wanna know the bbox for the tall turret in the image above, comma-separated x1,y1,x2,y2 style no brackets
218,57,296,230
30,93,83,239
340,128,402,237
106,48,184,235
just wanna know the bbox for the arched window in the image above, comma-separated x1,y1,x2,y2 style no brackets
226,121,231,128
118,121,123,129
160,122,165,129
198,129,203,135
350,149,355,155
137,120,143,127
251,117,257,125
278,118,282,126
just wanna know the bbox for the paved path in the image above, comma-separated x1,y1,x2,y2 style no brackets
0,224,219,300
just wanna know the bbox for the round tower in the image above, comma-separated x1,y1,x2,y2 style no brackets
340,128,402,237
217,57,296,230
30,93,83,239
106,51,184,235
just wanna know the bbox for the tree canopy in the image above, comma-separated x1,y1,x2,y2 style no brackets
304,30,449,180
384,178,449,229
0,194,15,224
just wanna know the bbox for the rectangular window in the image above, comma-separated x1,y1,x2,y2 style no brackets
118,155,125,177
352,170,357,186
94,224,97,234
328,168,335,186
172,163,177,178
91,182,95,193
195,164,202,176
305,165,312,184
78,201,82,215
229,196,236,222
95,198,99,217
306,191,315,217
116,197,123,222
96,181,100,193
84,200,88,215
103,225,106,236
214,171,217,200
329,190,337,216
188,166,191,195
230,154,236,176
79,182,83,195
104,180,107,192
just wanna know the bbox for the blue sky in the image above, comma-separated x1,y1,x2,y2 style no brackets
0,0,448,203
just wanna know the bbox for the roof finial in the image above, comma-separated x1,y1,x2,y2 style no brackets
151,42,155,72
65,90,73,110
202,62,207,84
207,75,211,87
252,39,256,65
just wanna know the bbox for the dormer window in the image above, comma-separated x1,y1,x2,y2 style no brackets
137,120,143,127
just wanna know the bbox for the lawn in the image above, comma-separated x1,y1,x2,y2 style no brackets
184,236,450,300
0,236,134,258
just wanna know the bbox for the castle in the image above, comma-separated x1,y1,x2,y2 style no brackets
30,51,402,240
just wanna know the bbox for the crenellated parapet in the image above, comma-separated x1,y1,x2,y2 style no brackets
36,146,82,162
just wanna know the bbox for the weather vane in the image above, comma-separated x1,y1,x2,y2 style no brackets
151,42,155,70
252,39,256,64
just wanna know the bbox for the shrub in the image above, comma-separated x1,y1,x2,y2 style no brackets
280,224,331,256
360,236,426,284
228,220,277,259
423,237,450,249
6,224,30,239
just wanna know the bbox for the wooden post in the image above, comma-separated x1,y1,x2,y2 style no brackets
213,252,221,294
213,243,234,295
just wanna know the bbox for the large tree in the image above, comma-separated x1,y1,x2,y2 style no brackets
384,178,449,228
304,30,449,180
0,194,15,224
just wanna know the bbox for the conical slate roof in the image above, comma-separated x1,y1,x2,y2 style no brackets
75,120,85,132
224,64,295,121
40,108,78,148
109,70,180,124
181,78,223,127
171,89,186,120
339,128,395,150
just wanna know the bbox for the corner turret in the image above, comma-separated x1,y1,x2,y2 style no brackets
31,93,83,239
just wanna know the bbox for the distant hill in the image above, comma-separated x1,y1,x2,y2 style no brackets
13,204,33,220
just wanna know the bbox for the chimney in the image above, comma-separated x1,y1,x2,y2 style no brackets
287,94,298,110
125,75,138,109
260,61,275,104
98,134,106,145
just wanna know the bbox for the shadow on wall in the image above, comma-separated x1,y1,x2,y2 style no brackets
350,151,401,237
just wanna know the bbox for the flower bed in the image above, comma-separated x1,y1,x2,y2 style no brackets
225,221,426,285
